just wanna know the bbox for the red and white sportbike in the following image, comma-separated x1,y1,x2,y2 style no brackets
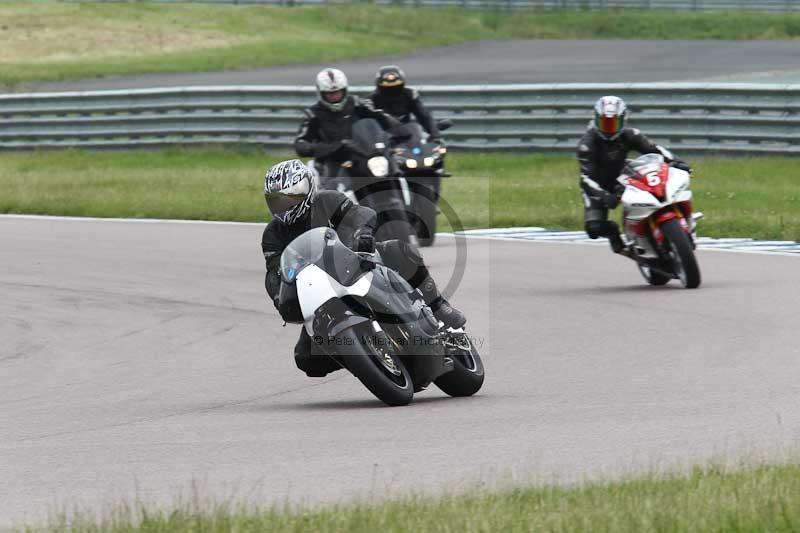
618,153,703,289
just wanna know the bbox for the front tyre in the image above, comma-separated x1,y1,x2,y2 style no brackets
661,218,701,289
415,202,437,247
435,332,485,397
408,176,440,247
343,327,414,406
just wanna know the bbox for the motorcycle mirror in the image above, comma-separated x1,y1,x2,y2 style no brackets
436,119,453,131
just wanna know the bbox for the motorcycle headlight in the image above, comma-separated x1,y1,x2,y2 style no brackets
405,159,418,169
434,146,447,155
423,157,435,167
367,156,389,177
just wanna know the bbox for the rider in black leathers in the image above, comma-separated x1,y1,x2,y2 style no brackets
578,95,691,254
261,159,466,377
295,67,400,179
369,65,441,143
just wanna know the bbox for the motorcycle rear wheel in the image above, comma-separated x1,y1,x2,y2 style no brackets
661,218,702,289
434,331,485,397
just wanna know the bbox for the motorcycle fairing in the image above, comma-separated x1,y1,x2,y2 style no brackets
296,265,373,334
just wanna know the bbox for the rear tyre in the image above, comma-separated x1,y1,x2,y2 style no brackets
344,328,414,406
661,218,701,289
434,332,485,397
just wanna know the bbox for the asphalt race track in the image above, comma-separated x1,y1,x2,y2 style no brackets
2,215,799,527
27,39,800,92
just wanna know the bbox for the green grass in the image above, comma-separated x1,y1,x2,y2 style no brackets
1,148,797,241
448,153,800,241
6,3,800,86
29,464,800,532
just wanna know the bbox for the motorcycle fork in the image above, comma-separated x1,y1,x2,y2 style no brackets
649,206,686,245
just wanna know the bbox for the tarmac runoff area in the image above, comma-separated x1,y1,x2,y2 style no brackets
1,215,799,527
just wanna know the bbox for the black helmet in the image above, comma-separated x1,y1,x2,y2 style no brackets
263,159,317,225
375,65,406,92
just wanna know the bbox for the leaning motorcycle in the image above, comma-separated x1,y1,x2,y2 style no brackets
278,227,485,406
390,119,453,247
618,153,703,289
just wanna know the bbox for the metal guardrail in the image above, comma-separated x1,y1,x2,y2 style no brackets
56,0,800,11
3,84,800,154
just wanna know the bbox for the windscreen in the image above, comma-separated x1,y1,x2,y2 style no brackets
279,227,364,286
622,153,665,178
280,227,329,283
351,118,389,155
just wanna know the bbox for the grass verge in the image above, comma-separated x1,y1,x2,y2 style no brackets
30,464,800,532
5,3,800,85
1,148,798,241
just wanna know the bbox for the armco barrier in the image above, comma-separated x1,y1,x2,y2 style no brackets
2,84,800,154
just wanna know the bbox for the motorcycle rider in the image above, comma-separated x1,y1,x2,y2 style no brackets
577,95,691,255
295,68,401,179
369,65,442,143
261,159,466,377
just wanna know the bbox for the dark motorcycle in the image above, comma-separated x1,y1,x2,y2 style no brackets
278,227,485,406
390,119,452,247
317,119,415,244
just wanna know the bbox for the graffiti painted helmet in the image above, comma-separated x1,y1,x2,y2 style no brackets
264,159,317,225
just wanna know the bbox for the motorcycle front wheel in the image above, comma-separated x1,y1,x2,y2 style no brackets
661,218,701,289
342,326,414,406
407,176,440,247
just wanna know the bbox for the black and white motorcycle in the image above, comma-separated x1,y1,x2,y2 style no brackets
278,227,485,406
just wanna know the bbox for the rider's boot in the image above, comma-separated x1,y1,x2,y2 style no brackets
294,329,341,377
418,273,466,329
609,233,632,258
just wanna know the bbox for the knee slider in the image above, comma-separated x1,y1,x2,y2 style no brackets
398,239,424,266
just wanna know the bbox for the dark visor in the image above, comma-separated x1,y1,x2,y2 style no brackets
265,193,305,217
597,115,622,135
322,90,345,104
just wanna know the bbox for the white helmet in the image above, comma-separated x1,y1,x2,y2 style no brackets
316,68,348,112
593,95,628,140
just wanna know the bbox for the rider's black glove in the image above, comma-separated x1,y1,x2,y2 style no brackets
602,191,621,210
338,139,357,152
671,160,692,173
355,229,375,254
